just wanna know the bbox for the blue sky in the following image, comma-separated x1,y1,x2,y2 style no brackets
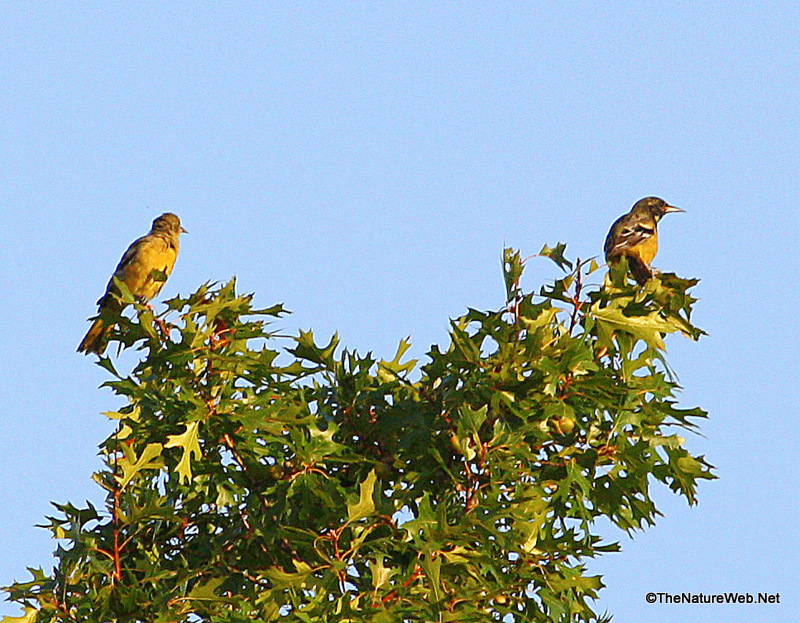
1,3,799,621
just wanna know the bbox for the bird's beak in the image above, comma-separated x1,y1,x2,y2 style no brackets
181,226,189,233
664,205,684,213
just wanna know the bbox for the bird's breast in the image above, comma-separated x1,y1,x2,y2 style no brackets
118,238,178,300
631,234,659,265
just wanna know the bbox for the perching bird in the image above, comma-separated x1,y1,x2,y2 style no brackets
604,197,683,284
78,213,187,355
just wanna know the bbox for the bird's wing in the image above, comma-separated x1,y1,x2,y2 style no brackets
604,215,656,259
97,233,176,305
113,234,149,277
95,235,149,306
117,233,177,300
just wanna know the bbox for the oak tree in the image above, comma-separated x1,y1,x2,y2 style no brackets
3,248,713,622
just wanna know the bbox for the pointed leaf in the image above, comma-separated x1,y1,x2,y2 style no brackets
539,242,573,270
591,300,676,350
378,338,418,378
347,469,377,522
187,576,227,602
0,608,38,623
165,422,202,484
503,247,525,301
370,555,395,591
263,561,313,588
117,443,164,489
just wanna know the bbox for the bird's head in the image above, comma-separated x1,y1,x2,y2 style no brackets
634,197,684,221
152,213,188,235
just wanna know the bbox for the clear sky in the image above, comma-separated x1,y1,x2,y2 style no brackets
1,3,798,621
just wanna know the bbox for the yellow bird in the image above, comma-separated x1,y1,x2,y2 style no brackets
78,213,187,355
604,197,683,284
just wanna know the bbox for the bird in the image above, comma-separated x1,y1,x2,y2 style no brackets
78,213,187,355
604,197,683,284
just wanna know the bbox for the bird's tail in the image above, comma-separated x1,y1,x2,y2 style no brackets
77,317,111,355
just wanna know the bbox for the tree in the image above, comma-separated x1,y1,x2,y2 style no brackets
3,247,713,622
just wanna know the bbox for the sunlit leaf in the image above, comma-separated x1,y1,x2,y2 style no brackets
539,242,573,270
116,443,164,489
164,421,202,484
0,608,38,623
347,469,377,522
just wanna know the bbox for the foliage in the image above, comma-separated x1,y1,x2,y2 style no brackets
3,248,713,622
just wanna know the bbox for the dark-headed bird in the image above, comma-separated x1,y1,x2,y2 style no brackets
78,213,187,355
604,197,683,284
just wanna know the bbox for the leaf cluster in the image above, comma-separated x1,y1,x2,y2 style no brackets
3,249,713,622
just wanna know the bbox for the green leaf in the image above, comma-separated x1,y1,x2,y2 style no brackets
548,572,604,593
370,555,395,591
186,576,227,602
291,329,340,366
591,299,677,350
263,561,314,588
164,421,202,484
111,276,136,305
457,405,488,436
539,242,573,270
149,267,169,283
117,442,164,489
420,552,442,601
347,469,377,522
0,608,38,623
503,247,525,301
378,337,418,379
215,482,237,508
